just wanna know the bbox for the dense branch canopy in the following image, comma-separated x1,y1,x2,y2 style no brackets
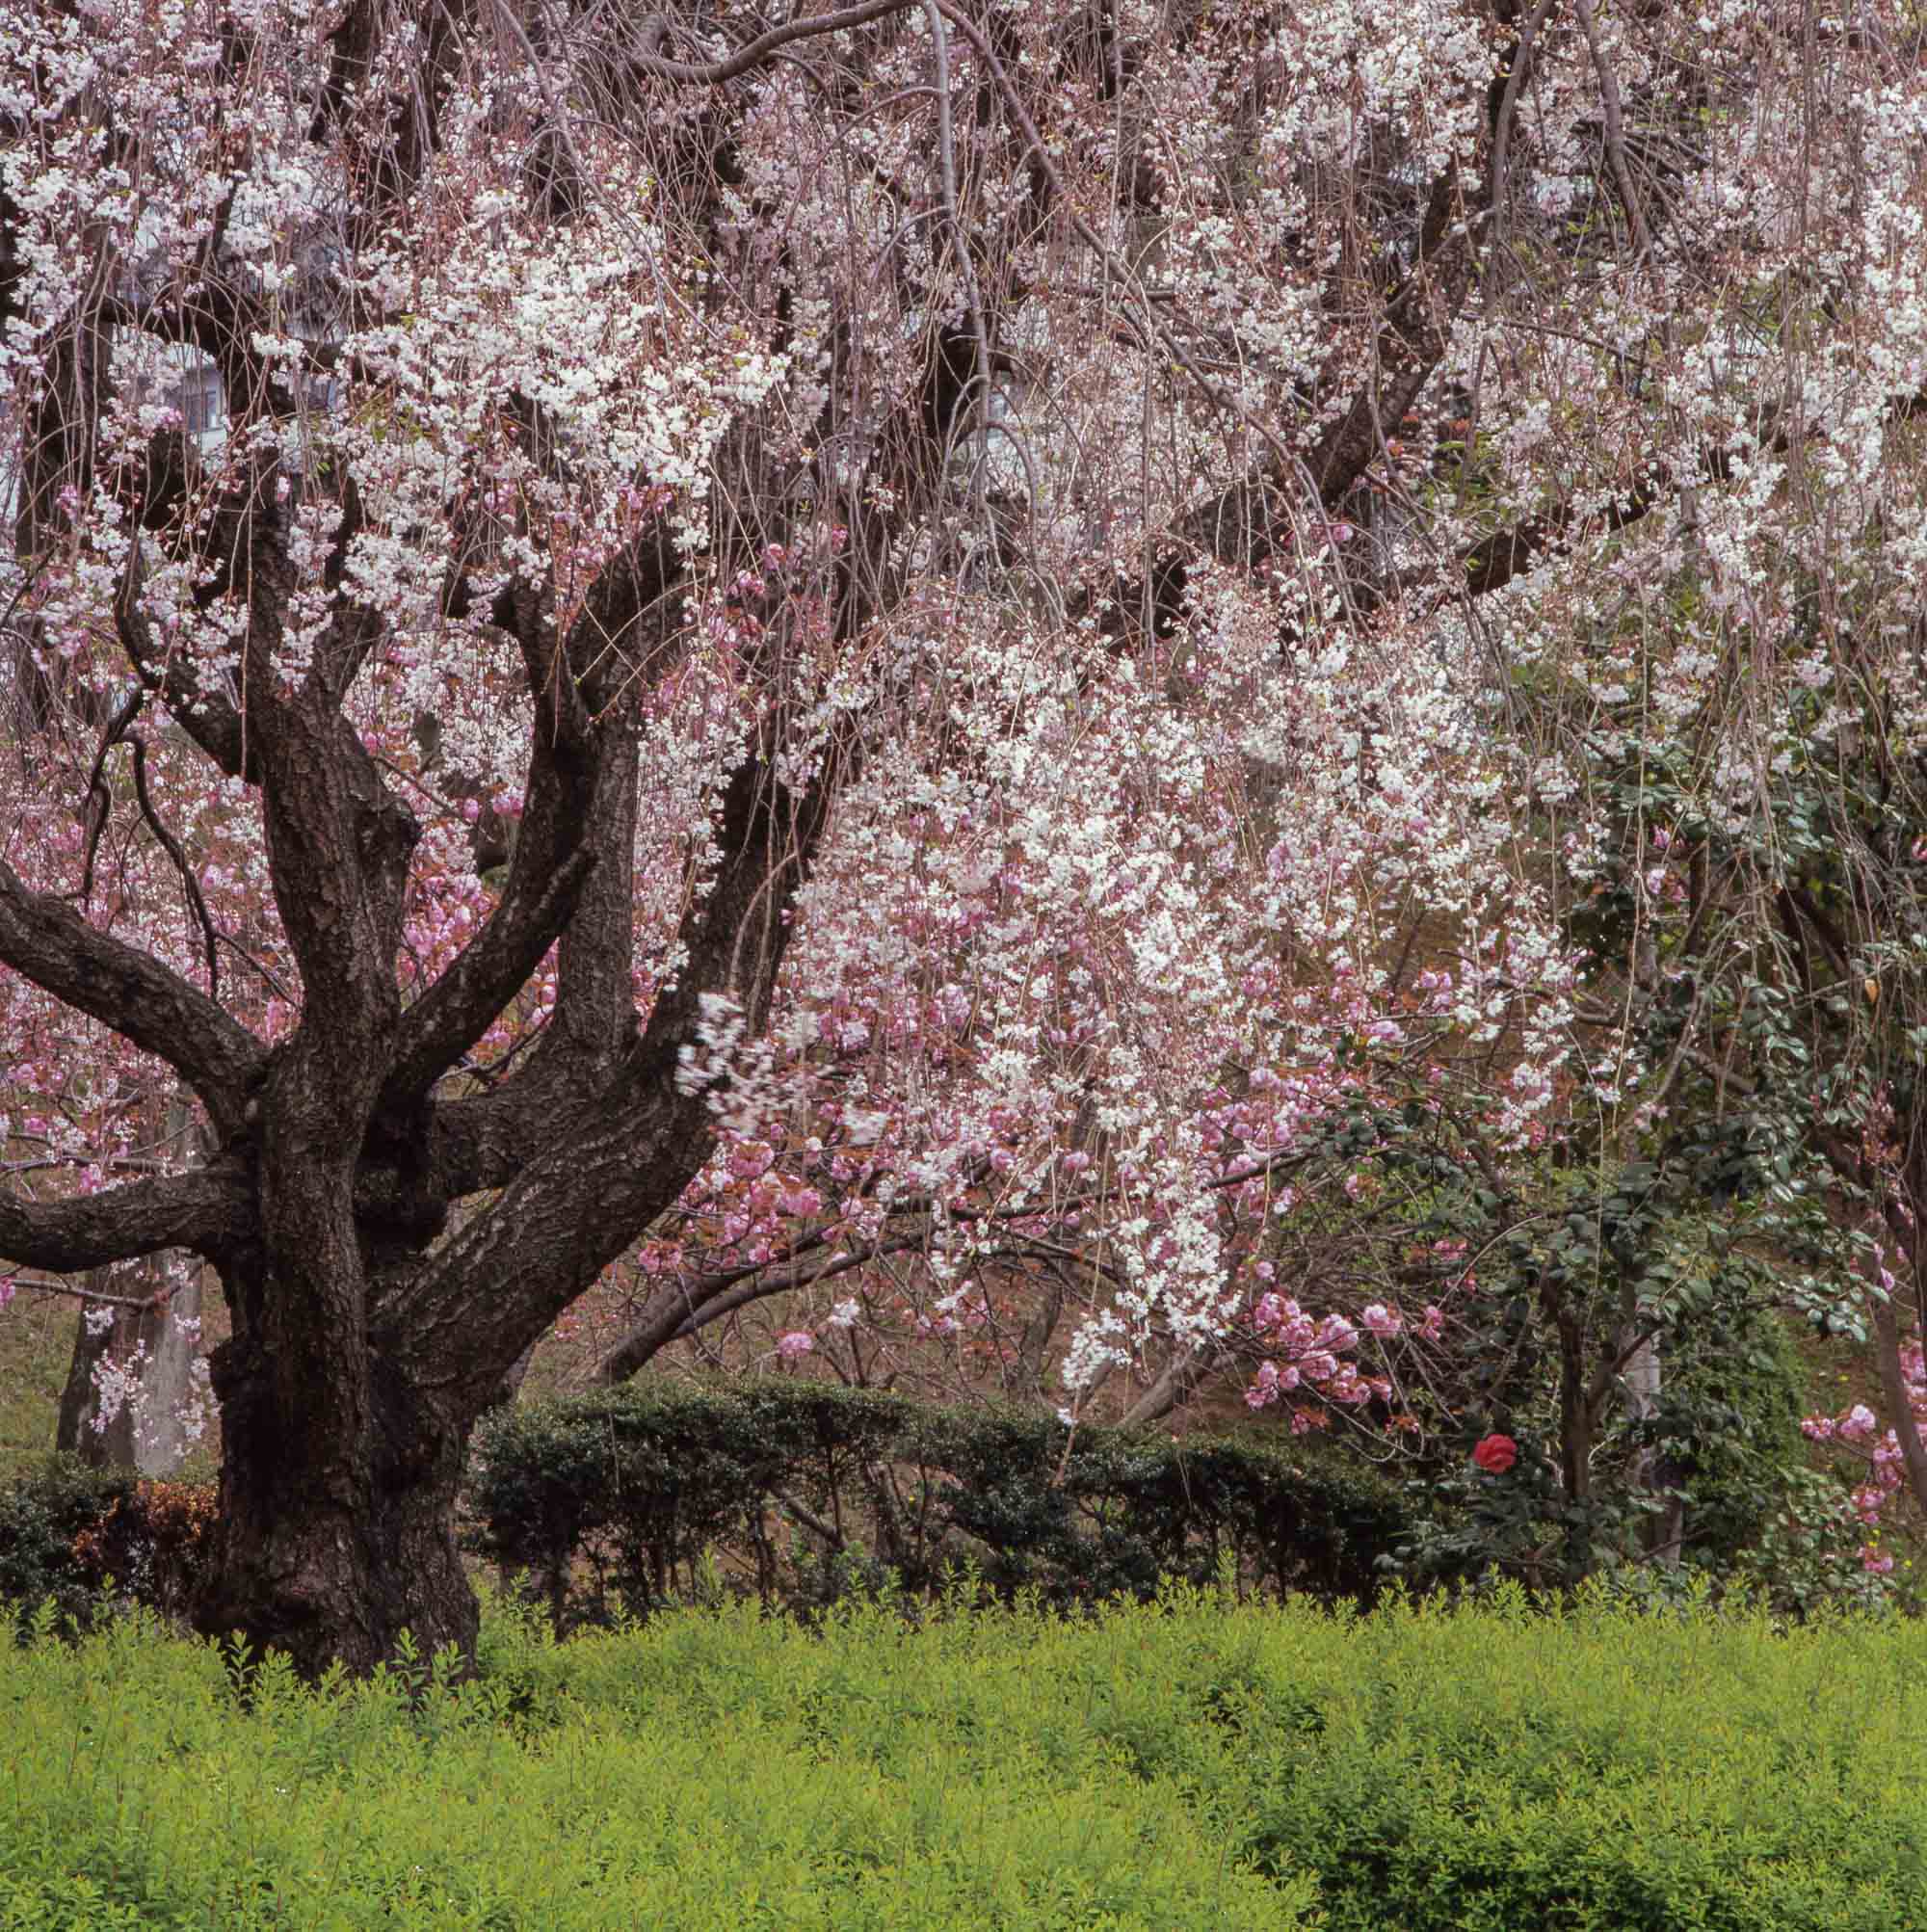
2,0,1924,1439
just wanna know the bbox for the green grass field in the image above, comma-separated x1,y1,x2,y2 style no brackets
4,1584,1924,1931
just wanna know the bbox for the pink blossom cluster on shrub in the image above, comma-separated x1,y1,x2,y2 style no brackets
1802,1334,1926,1573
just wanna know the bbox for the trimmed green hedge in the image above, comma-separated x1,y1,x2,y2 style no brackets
3,1586,1924,1928
3,1387,1408,1638
465,1380,1412,1628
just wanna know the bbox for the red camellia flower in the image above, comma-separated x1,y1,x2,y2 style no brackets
1472,1434,1518,1475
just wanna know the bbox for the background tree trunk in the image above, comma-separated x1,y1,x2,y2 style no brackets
55,1263,203,1476
54,1097,208,1476
1621,1332,1684,1566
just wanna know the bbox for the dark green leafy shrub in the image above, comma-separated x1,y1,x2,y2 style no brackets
70,1480,217,1622
0,1457,134,1631
0,1461,218,1636
1652,1307,1809,1569
1386,1310,1817,1600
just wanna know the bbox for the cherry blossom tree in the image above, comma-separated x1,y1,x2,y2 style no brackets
4,0,1926,1668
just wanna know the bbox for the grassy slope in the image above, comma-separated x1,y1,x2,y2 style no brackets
0,1287,79,1474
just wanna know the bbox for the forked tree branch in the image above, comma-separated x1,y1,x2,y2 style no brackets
0,1161,254,1273
0,860,265,1141
386,720,841,1400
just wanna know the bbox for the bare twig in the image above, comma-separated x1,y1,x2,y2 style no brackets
1571,0,1653,258
127,733,221,1000
630,0,919,86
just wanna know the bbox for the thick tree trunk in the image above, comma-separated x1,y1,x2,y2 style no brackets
194,1298,479,1676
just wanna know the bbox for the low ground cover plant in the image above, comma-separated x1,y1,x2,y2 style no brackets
3,1584,1923,1930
